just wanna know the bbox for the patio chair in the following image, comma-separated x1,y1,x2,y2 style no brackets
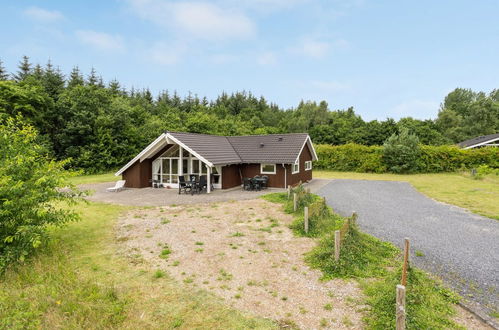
107,180,126,192
243,177,252,191
192,175,207,195
251,178,262,191
178,176,192,195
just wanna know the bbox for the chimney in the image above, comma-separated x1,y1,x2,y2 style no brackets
278,137,283,141
260,143,265,148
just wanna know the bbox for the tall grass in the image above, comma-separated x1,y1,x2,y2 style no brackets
0,202,276,329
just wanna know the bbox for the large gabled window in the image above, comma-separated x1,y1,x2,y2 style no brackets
260,164,276,174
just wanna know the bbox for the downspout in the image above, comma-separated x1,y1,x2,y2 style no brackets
284,164,287,188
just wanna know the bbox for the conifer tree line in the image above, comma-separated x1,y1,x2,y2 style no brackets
0,56,497,173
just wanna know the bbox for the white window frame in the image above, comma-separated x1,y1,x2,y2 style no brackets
260,163,276,175
292,161,299,174
305,160,312,171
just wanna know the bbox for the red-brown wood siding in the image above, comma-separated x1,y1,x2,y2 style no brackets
240,163,288,188
221,164,241,189
122,159,152,188
289,143,313,186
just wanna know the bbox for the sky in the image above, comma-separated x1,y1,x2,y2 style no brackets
0,0,498,120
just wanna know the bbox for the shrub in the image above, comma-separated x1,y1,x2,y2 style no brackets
383,128,421,173
315,143,385,173
314,143,498,173
0,117,82,272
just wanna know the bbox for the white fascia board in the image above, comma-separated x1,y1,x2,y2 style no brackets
294,135,319,164
166,133,214,167
464,137,499,149
115,133,166,176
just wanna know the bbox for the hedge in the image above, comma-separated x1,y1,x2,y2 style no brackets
314,143,499,173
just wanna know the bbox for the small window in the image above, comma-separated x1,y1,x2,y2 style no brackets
305,161,312,171
261,164,276,174
292,162,299,174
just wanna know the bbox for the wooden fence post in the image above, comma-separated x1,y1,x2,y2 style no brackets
334,230,340,261
396,285,406,330
304,206,309,233
401,238,410,286
293,193,297,212
287,185,291,199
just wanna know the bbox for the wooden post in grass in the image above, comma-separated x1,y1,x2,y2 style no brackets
293,193,297,212
334,230,340,261
304,206,309,233
396,285,406,330
401,238,410,286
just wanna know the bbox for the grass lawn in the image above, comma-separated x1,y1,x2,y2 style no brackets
262,192,465,329
0,202,275,329
315,170,499,220
69,172,119,185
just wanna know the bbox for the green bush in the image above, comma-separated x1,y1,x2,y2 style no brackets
0,117,82,272
314,143,385,173
314,143,499,173
383,128,421,173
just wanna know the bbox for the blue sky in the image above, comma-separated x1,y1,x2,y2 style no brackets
1,0,498,120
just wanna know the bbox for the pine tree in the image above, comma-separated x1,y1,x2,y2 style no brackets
108,79,121,95
42,60,65,100
32,64,44,80
0,59,9,80
67,66,84,88
13,55,32,81
97,76,105,88
87,67,98,86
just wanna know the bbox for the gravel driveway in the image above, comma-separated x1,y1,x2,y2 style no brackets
317,179,499,322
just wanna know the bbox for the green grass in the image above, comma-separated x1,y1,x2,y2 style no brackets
315,170,499,220
69,172,119,185
264,190,464,329
0,202,276,329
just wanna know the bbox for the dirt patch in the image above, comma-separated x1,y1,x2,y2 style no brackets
116,199,365,329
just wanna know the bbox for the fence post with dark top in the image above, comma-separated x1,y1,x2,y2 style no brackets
293,193,297,212
401,238,410,286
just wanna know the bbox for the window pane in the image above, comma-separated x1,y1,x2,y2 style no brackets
182,149,190,157
171,159,178,174
182,159,188,174
201,164,207,174
162,159,170,173
171,175,178,184
262,164,275,173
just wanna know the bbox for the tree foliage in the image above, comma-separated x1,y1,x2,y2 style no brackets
0,117,82,271
0,56,497,173
383,128,421,173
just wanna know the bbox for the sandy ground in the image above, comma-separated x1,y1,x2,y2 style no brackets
116,199,366,329
115,198,492,330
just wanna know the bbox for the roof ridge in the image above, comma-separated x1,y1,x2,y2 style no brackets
225,136,243,162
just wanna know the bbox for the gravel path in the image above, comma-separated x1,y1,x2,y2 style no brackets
317,179,499,321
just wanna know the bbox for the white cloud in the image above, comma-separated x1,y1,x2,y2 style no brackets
128,0,256,41
292,37,349,59
390,100,439,120
210,53,238,64
76,30,125,52
24,6,65,22
257,51,277,65
147,42,186,65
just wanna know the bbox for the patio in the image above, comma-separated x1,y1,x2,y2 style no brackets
81,182,286,207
